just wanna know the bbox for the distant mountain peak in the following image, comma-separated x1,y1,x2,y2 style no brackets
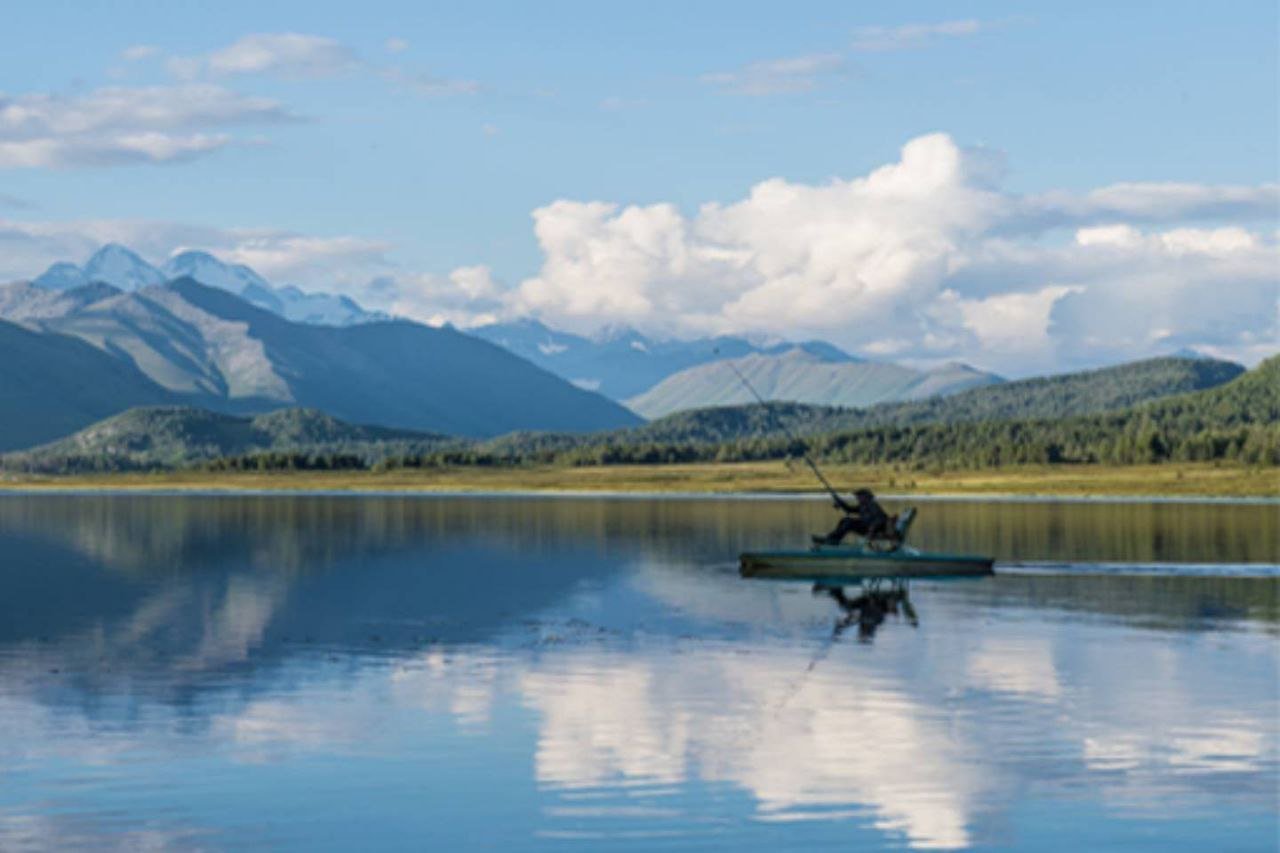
590,323,644,344
83,243,165,290
26,243,385,327
163,249,271,296
33,244,163,292
32,261,88,291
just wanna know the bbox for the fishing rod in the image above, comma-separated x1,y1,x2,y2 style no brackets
718,353,844,505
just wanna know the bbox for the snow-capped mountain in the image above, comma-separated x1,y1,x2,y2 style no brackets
34,245,164,292
163,250,272,295
32,261,90,290
28,244,384,326
83,244,166,290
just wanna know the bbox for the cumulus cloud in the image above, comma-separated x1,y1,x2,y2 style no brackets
851,19,988,52
0,85,295,168
364,265,505,327
169,33,360,80
3,132,1274,373
512,133,1278,372
701,53,846,96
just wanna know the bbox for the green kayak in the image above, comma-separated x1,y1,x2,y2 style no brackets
740,545,994,581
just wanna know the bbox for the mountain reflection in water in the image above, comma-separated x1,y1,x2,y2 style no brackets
0,495,1275,851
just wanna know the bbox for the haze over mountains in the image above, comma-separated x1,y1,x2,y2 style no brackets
626,349,1002,419
470,319,856,400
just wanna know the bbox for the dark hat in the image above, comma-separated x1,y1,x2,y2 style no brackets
854,488,874,499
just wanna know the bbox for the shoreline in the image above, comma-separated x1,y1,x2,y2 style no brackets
0,487,1276,505
1,461,1275,502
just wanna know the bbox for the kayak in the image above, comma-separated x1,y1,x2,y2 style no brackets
740,544,994,581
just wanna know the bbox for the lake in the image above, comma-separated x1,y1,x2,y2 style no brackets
0,494,1276,850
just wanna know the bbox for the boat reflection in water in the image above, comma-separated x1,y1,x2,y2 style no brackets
0,494,1276,851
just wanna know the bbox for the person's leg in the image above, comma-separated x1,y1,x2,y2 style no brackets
823,516,868,544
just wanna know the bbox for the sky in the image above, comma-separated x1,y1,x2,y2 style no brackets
1,0,1276,374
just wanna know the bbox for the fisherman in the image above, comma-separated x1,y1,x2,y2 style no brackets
813,487,894,546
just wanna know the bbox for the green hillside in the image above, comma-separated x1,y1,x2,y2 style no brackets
478,355,1246,454
634,355,1246,444
2,406,456,473
562,356,1280,468
424,356,1278,469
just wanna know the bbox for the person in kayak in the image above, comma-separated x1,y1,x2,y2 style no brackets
813,488,894,546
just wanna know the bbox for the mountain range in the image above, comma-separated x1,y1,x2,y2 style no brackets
24,245,1002,411
616,355,1249,445
3,354,1261,473
33,244,383,326
0,276,640,450
9,243,1262,461
468,319,856,400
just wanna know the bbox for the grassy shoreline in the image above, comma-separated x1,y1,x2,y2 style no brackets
0,462,1275,498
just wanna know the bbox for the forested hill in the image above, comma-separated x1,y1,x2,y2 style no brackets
785,355,1280,468
625,355,1246,446
3,407,457,472
5,355,1272,473
471,356,1276,468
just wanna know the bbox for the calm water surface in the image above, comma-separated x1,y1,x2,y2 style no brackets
0,495,1276,850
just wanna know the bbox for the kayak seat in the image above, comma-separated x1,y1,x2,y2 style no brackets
893,507,917,542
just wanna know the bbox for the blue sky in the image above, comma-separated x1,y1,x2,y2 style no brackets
2,1,1277,372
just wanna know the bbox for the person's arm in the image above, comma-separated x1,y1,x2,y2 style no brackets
832,494,855,513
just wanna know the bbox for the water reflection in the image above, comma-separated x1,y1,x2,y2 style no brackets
0,495,1276,851
818,582,918,641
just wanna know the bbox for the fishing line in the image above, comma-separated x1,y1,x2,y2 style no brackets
714,348,843,502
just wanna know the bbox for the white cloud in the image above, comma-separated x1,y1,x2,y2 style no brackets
2,132,1274,373
851,19,988,52
0,85,294,169
366,265,506,327
169,33,360,80
166,32,479,98
511,133,1279,372
1016,183,1279,232
701,53,846,96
